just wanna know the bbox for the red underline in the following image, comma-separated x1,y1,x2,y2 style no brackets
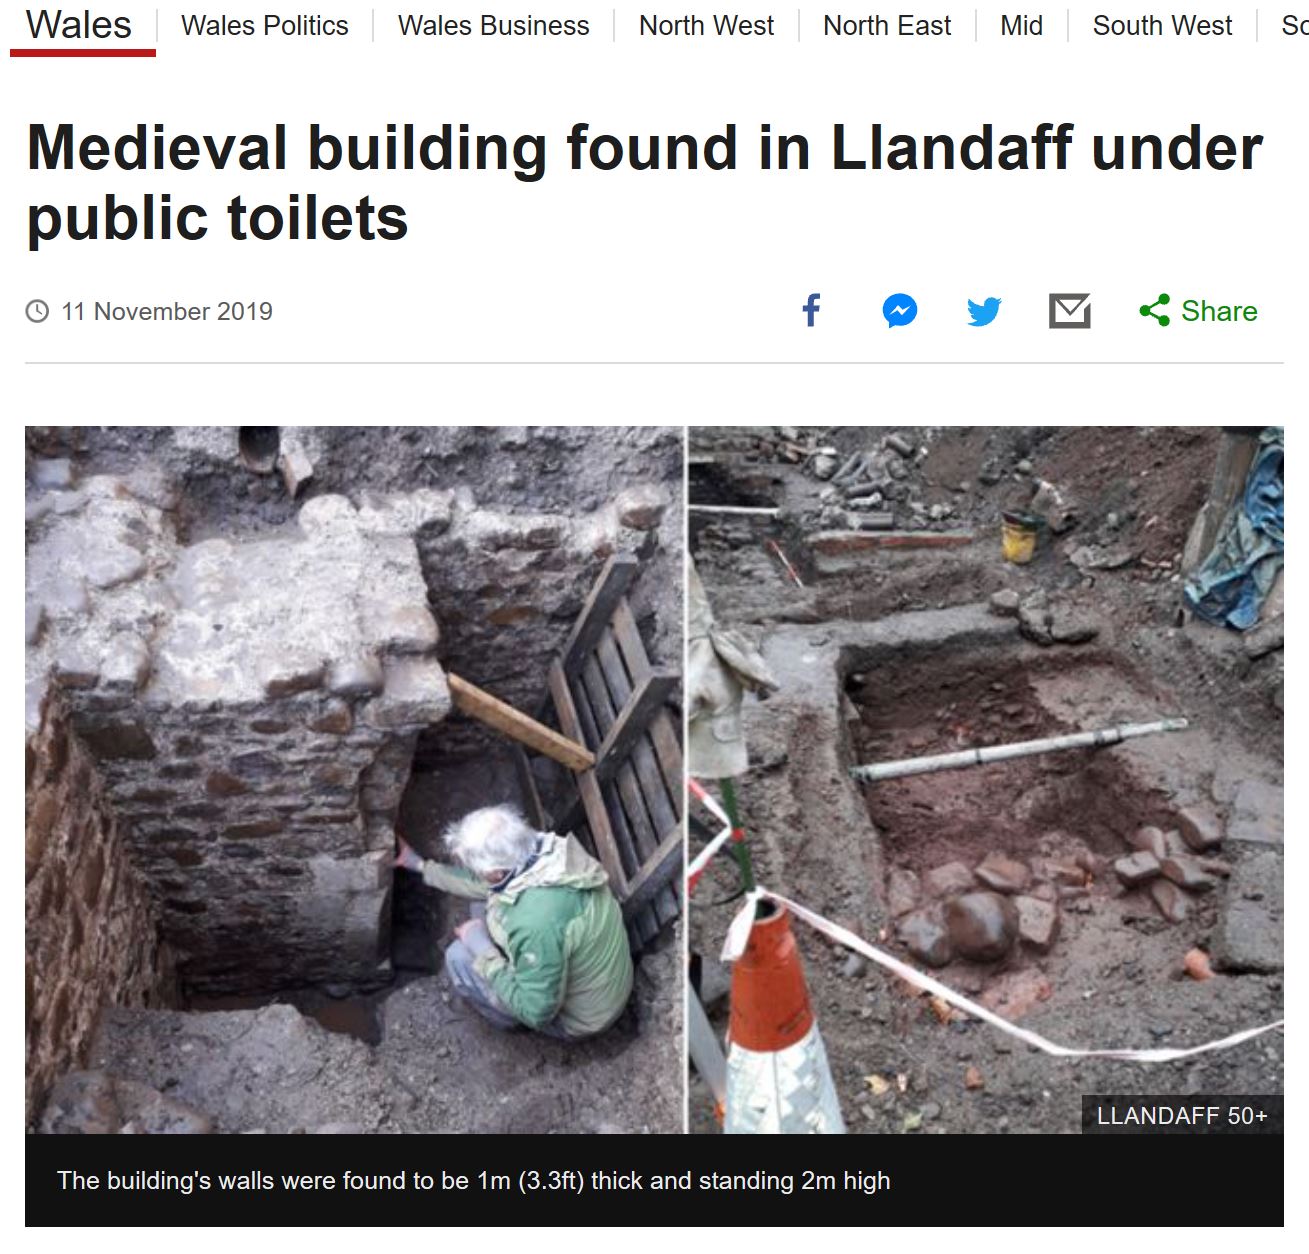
10,48,156,57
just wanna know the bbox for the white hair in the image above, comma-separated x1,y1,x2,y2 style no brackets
443,804,539,877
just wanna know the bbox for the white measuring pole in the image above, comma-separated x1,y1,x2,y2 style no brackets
850,718,1190,783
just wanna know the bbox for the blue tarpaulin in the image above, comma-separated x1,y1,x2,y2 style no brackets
1184,428,1284,630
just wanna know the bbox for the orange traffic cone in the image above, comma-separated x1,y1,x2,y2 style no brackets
724,902,846,1134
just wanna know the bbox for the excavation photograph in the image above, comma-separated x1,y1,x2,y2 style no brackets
688,425,1284,1134
25,424,684,1135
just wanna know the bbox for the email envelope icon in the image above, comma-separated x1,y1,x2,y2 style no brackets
1049,293,1091,329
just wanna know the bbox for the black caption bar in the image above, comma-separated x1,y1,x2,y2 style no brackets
26,1133,1283,1226
1082,1094,1283,1134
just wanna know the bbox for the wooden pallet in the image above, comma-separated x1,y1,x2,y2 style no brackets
527,554,683,952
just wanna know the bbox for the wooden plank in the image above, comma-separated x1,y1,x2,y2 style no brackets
648,711,683,813
448,673,594,771
610,599,652,681
594,670,678,784
511,746,546,832
547,661,626,894
621,826,682,917
559,554,639,678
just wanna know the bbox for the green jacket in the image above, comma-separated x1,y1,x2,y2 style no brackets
422,833,633,1038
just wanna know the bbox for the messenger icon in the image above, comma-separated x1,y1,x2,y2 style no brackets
1049,293,1091,329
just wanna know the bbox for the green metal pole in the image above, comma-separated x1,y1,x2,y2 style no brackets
718,777,756,894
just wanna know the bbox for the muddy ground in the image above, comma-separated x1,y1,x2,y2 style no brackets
689,426,1283,1135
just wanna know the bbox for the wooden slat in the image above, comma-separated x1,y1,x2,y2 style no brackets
621,826,682,917
547,660,626,894
558,554,639,678
594,670,678,784
647,711,683,813
511,746,546,832
610,599,652,681
449,673,594,771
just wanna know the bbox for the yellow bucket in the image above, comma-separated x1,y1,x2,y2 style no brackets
1001,512,1040,565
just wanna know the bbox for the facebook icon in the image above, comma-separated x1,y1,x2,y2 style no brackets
802,293,821,327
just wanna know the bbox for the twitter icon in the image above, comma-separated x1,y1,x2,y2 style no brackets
968,297,1001,327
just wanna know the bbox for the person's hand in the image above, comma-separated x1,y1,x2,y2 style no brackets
394,835,423,873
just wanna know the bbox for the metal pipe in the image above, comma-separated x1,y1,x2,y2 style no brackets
850,718,1190,783
688,504,780,518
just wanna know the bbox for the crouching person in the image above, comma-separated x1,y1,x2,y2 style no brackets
394,805,633,1040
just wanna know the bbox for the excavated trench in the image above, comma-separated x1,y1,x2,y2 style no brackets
26,424,684,1132
844,643,1224,1017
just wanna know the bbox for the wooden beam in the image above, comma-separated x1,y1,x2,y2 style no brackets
559,553,639,677
620,826,682,917
448,673,594,771
511,746,547,832
548,660,627,894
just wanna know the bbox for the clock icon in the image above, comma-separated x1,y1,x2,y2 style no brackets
26,299,50,324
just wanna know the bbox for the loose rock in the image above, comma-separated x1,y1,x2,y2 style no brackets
1013,896,1059,951
924,861,975,898
945,892,1018,962
1114,851,1161,887
898,908,953,968
974,852,1030,894
1149,879,1190,924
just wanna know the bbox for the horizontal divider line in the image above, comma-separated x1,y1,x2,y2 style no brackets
9,48,156,57
25,360,1286,367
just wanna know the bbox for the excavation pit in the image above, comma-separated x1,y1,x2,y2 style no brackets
26,425,684,1134
846,644,1223,1017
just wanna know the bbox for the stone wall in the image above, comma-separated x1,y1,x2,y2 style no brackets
26,690,177,1127
27,475,449,997
25,430,679,1004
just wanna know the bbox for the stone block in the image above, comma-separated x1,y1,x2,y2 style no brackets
615,484,669,531
923,861,975,898
1225,778,1282,846
78,720,157,761
1149,879,1189,923
1014,896,1059,951
100,633,152,692
1175,804,1224,852
1113,851,1161,887
363,602,439,655
1126,825,1169,860
328,655,385,698
223,819,284,840
1160,856,1218,894
1213,851,1283,973
52,648,100,689
974,852,1030,894
363,657,450,730
258,654,326,699
310,701,354,735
